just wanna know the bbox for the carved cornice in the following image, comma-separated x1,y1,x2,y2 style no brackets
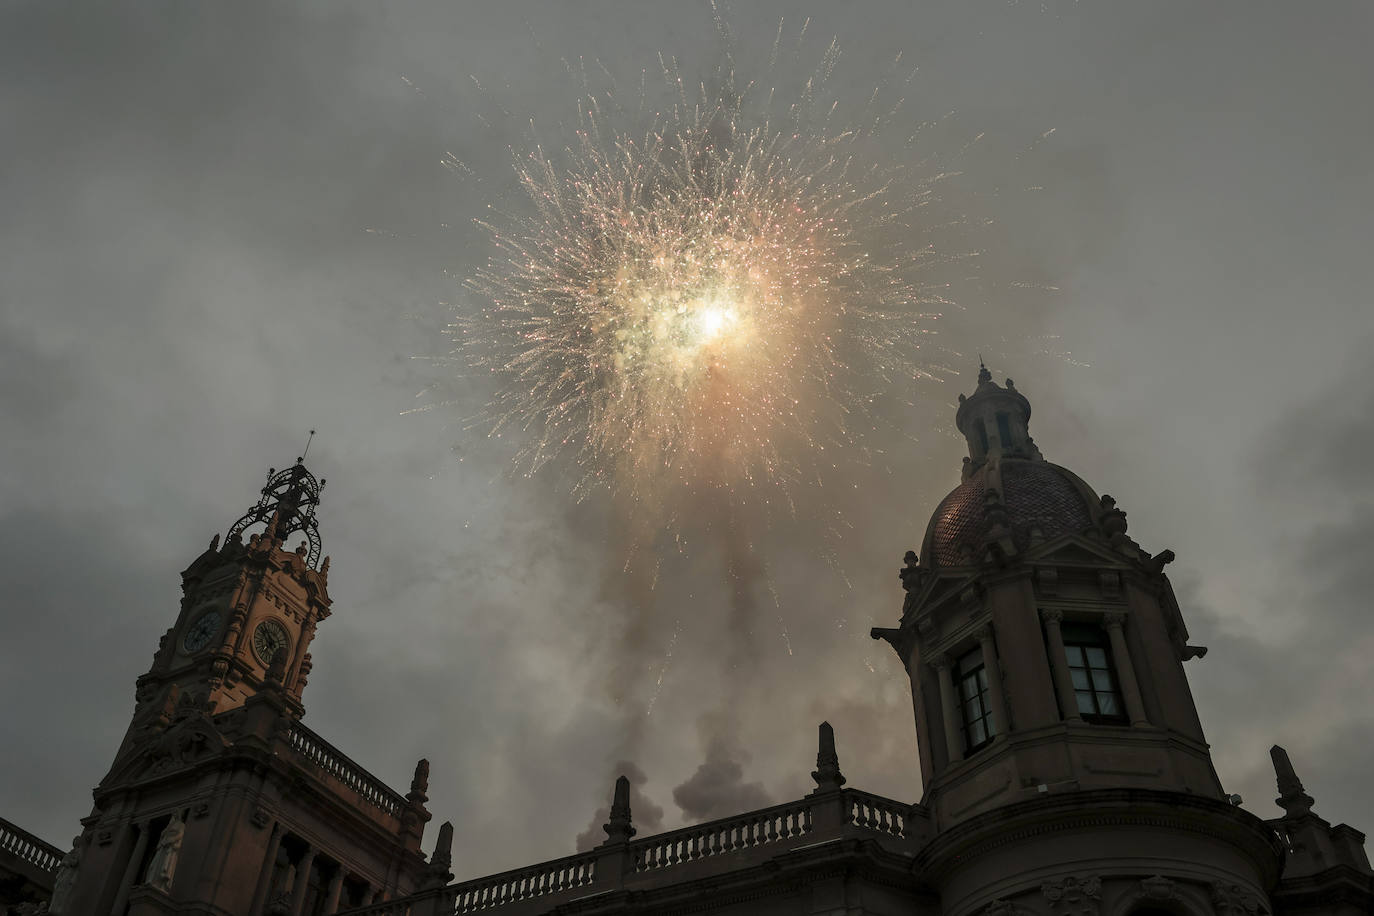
914,789,1284,887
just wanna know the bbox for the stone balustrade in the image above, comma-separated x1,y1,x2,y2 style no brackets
287,723,408,817
629,796,815,873
0,815,62,874
846,788,913,838
443,848,598,912
337,787,920,916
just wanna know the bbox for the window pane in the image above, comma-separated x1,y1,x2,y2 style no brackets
996,412,1014,447
1097,693,1120,716
1076,691,1096,714
1091,669,1115,691
969,720,986,747
960,675,979,701
1064,645,1084,665
976,669,988,689
1085,647,1108,668
1070,668,1090,690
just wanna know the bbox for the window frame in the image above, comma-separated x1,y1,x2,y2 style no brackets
954,646,997,753
1059,622,1129,725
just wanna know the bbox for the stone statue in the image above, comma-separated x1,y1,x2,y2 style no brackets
46,837,82,914
144,812,185,892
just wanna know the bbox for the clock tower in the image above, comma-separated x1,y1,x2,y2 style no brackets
63,458,435,916
135,459,331,723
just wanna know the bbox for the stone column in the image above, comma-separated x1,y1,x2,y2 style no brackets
110,821,152,916
322,866,345,914
1103,613,1148,726
1040,610,1082,723
248,825,283,916
932,655,964,764
975,626,1008,738
289,847,317,916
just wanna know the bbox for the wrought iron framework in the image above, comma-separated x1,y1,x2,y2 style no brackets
226,461,326,568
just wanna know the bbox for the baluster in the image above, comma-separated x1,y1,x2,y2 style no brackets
766,813,779,842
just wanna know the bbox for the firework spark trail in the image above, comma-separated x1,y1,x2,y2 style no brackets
456,27,971,817
458,42,952,508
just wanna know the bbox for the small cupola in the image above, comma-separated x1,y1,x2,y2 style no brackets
954,362,1042,476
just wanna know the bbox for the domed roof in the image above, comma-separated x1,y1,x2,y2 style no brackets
923,459,1097,567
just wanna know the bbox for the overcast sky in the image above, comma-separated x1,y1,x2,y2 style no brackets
3,0,1373,879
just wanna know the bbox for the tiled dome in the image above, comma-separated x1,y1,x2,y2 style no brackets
924,460,1095,567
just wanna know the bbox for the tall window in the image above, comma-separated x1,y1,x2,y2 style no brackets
956,647,997,752
1061,623,1126,723
995,411,1013,448
973,418,990,454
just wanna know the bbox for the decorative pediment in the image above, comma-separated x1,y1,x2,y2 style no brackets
103,699,230,787
1023,534,1132,569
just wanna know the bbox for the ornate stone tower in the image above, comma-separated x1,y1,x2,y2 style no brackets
874,366,1286,916
60,460,437,916
134,460,331,723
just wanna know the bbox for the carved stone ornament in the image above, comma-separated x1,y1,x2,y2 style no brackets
1138,875,1178,901
250,807,271,829
1041,875,1101,914
1211,882,1263,915
147,705,228,774
980,900,1017,916
192,802,210,819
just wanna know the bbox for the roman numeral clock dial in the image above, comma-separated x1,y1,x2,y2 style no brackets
251,619,290,667
181,611,222,653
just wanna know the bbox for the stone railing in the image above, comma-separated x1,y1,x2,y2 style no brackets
0,816,63,874
337,788,920,916
286,723,407,817
629,796,815,873
443,849,598,913
845,788,913,838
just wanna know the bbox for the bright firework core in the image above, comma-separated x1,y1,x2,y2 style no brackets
464,52,940,501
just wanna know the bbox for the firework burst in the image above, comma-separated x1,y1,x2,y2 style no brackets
459,34,954,506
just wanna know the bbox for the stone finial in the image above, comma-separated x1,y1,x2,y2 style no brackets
1271,745,1315,817
208,533,220,551
431,821,453,868
602,775,636,843
265,648,289,685
811,721,847,792
425,820,455,886
410,758,431,798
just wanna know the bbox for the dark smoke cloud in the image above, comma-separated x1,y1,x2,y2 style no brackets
672,734,774,823
574,761,665,852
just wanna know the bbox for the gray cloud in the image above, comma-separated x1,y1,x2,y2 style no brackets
2,0,1373,883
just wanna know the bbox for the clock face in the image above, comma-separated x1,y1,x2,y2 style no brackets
182,611,222,653
251,619,290,666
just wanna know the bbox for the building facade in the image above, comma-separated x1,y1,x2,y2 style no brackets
4,370,1372,915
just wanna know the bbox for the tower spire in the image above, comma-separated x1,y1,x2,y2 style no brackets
226,459,327,568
